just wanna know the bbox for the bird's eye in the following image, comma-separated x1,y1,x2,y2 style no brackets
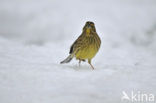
90,23,94,26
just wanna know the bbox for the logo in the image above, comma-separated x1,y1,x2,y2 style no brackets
121,91,155,102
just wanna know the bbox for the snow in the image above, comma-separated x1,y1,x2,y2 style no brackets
0,0,156,103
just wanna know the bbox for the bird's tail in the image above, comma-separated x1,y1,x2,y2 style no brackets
60,54,73,64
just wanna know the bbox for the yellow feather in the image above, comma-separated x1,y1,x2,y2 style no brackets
86,28,91,36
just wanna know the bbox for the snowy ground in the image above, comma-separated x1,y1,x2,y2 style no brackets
0,0,156,103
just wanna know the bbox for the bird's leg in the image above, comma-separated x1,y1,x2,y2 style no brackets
89,63,95,70
79,59,81,67
88,59,95,70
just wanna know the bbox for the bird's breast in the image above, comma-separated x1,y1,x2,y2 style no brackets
75,36,100,59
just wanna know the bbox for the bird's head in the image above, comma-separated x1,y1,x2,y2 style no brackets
83,21,96,35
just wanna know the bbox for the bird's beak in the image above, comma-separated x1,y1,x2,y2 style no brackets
87,24,91,28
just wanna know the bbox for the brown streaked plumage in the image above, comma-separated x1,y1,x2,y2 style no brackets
60,21,101,69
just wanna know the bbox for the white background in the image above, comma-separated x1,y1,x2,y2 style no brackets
0,0,156,103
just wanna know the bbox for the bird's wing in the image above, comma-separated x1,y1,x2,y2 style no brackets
69,34,83,54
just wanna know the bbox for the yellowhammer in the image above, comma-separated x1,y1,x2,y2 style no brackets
60,21,101,69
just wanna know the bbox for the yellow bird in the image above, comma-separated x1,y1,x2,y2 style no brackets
60,21,101,69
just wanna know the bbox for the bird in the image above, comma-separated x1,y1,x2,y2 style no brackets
60,21,101,69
